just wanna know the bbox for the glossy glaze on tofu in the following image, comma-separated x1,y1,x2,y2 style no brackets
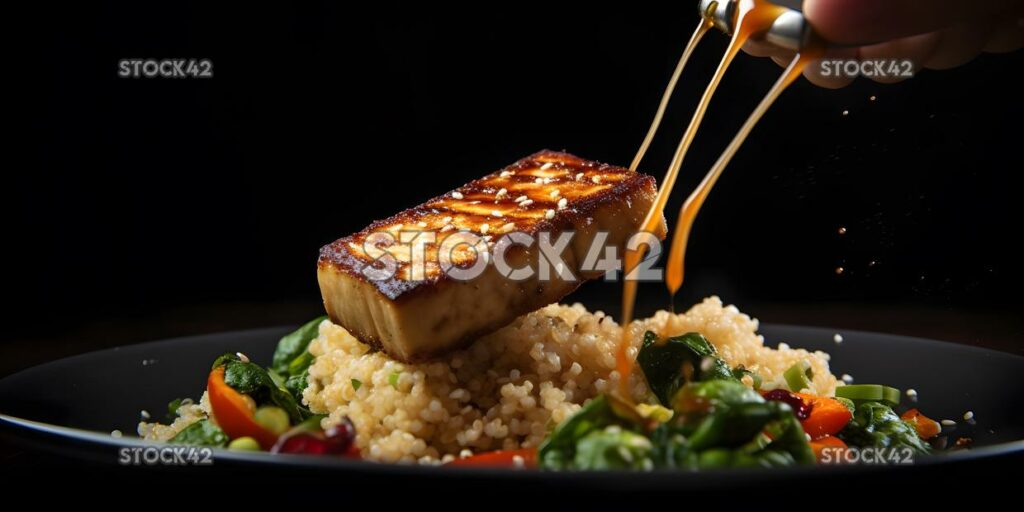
317,150,666,361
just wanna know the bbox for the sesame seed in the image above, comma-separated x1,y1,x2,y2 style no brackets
440,224,455,232
549,189,560,198
963,411,974,421
833,334,844,344
459,449,473,458
480,224,490,234
539,162,553,171
941,419,956,426
575,172,584,181
544,209,555,220
417,221,428,228
591,176,601,184
906,388,918,399
451,191,464,200
534,178,544,184
110,430,123,438
841,374,854,384
869,95,877,101
501,222,515,233
491,210,503,218
520,199,534,207
543,177,553,184
842,110,849,116
514,195,528,203
140,410,151,419
512,455,525,468
805,433,812,442
557,198,568,210
496,188,508,199
835,266,845,275
499,170,512,177
236,352,250,363
838,226,847,235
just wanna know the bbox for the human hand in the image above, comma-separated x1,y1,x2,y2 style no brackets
743,0,1024,87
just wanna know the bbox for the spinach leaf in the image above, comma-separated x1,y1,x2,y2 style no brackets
214,353,311,424
636,331,736,405
838,401,930,454
169,419,228,447
538,395,644,470
573,427,654,470
285,370,309,403
272,316,326,375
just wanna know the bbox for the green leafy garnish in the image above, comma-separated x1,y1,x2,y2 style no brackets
169,419,228,447
271,316,326,375
838,401,930,453
388,371,401,388
351,379,362,391
538,395,642,470
213,353,311,424
636,331,741,405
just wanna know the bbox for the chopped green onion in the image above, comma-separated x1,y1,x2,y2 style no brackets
227,436,261,451
834,384,901,406
388,371,401,388
351,378,362,391
783,360,813,392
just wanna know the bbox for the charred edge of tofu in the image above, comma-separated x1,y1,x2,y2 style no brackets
317,149,660,302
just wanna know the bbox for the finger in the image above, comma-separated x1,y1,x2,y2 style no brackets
983,16,1024,53
858,31,940,83
804,0,1018,45
801,47,859,89
924,21,997,70
743,38,790,58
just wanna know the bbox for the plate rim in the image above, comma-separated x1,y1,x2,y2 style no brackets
2,323,1023,474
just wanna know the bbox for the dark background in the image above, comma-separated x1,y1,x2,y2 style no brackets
6,1,1024,383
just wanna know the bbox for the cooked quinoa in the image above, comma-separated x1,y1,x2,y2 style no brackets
302,296,837,464
138,297,837,462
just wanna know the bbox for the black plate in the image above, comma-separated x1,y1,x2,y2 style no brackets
2,324,1023,489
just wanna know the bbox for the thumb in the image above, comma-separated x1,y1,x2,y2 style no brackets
803,0,1019,45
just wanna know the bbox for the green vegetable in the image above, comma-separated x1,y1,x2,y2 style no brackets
287,351,316,376
389,371,401,388
538,395,643,470
835,396,856,414
783,360,813,392
835,384,901,406
838,401,929,453
228,436,262,451
573,426,654,470
271,316,326,375
285,370,309,403
254,406,290,435
636,331,736,405
213,353,311,424
170,420,228,447
167,398,185,420
540,380,814,471
351,379,362,391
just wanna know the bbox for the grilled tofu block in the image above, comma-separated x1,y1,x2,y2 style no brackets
317,150,666,361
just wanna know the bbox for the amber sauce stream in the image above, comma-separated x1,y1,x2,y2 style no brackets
616,0,816,399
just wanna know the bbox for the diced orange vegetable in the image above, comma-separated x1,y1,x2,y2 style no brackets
794,392,853,440
810,435,848,462
207,367,279,449
901,408,941,440
446,448,537,468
